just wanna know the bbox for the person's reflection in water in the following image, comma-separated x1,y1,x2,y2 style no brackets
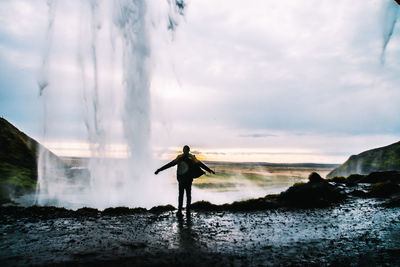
176,211,196,250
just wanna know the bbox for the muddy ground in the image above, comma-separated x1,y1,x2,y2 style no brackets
1,196,400,266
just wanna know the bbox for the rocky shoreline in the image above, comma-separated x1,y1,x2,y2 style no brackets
1,171,400,266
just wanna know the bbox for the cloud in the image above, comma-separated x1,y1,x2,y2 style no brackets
0,0,46,38
239,133,277,138
157,0,400,136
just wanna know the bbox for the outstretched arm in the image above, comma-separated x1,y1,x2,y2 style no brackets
195,158,215,174
155,158,178,175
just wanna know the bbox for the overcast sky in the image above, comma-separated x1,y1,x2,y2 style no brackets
0,0,399,163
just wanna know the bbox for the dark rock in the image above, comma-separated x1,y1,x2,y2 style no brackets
346,174,365,184
350,190,368,198
382,193,400,207
75,207,100,217
360,171,400,184
0,205,25,216
367,181,400,198
280,177,345,207
149,204,175,213
191,201,219,211
120,241,147,249
25,206,73,218
334,171,400,186
192,195,281,212
0,205,73,219
102,206,147,216
308,172,325,183
326,176,347,184
226,194,281,211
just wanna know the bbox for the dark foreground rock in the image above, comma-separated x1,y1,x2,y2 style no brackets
328,171,400,198
368,181,400,197
328,171,400,185
279,172,345,207
191,194,281,212
1,170,400,266
1,197,400,266
0,205,177,221
383,193,400,207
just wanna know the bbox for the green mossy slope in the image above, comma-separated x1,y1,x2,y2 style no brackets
327,141,400,178
0,118,65,203
0,118,40,203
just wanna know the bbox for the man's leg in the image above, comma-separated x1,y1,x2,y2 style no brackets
185,179,193,211
178,181,184,212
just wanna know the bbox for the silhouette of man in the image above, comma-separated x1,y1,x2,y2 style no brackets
155,145,215,214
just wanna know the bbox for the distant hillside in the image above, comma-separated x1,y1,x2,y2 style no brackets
0,118,65,203
327,141,400,178
204,161,338,168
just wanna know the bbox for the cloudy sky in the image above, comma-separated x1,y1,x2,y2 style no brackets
0,0,399,163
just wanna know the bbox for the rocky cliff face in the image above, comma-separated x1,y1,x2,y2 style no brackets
327,141,400,178
0,118,65,203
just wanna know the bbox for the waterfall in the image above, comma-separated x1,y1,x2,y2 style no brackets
36,0,185,209
381,0,399,64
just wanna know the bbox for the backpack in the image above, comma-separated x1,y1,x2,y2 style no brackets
180,154,205,179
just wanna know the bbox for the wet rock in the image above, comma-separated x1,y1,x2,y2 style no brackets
149,204,175,213
226,194,281,211
382,193,400,207
350,190,368,198
341,171,400,185
0,206,75,220
367,181,400,198
102,206,147,216
191,201,219,211
120,241,147,249
0,206,27,217
329,171,400,188
308,172,325,183
346,174,365,184
75,207,100,217
326,176,347,184
192,195,281,212
280,175,345,207
361,171,400,184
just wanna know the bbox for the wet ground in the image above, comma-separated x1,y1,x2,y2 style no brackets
1,197,400,266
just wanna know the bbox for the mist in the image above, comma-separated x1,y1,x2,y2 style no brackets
35,0,185,209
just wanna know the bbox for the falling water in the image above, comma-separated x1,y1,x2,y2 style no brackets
36,0,185,209
381,0,399,64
